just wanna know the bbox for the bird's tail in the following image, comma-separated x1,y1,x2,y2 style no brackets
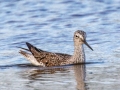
19,50,44,66
19,50,33,60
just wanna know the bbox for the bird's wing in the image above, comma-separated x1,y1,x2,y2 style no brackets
26,42,67,66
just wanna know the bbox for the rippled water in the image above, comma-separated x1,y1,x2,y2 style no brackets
0,0,120,90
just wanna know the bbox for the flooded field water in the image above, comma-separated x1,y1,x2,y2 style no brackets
0,0,120,90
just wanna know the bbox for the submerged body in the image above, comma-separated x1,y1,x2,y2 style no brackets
19,30,93,67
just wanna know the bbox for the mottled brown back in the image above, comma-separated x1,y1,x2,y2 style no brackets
26,42,71,67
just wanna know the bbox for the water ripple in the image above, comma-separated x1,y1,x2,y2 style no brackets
0,0,120,90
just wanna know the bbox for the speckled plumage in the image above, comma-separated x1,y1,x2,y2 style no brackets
19,30,93,67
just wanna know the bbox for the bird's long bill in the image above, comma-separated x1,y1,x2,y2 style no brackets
84,40,93,51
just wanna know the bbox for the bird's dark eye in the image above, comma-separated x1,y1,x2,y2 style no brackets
75,35,79,38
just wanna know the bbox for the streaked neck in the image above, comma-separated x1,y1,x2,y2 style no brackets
71,44,85,64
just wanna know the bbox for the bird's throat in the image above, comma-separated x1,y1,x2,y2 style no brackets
71,45,85,64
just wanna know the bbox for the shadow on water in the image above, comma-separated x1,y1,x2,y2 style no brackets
0,61,104,70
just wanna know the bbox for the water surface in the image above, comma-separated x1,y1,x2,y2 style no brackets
0,0,120,90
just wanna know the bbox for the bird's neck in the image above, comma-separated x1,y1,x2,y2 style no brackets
70,44,85,64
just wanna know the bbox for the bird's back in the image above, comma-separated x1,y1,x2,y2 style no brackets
34,51,71,67
21,42,71,67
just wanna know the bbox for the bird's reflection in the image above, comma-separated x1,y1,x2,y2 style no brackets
27,67,69,80
73,64,86,90
19,64,70,80
18,64,86,90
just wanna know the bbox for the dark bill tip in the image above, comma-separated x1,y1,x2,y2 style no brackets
84,40,93,51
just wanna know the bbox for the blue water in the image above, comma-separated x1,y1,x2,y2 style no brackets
0,0,120,90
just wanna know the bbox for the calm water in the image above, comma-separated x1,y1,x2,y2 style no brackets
0,0,120,90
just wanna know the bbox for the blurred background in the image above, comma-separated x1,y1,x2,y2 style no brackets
0,0,120,90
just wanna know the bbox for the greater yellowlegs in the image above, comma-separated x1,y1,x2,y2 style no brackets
19,30,93,67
